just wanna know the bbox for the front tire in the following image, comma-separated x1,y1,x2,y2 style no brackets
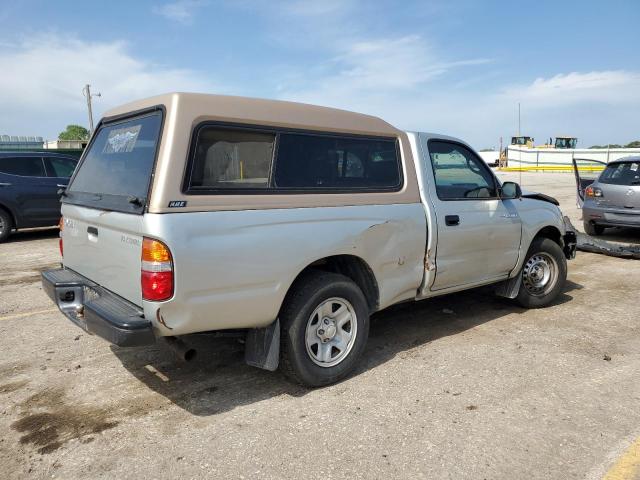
0,209,13,243
583,220,604,236
515,237,567,309
279,271,370,387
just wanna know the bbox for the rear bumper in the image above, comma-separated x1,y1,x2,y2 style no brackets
584,206,640,228
41,268,155,347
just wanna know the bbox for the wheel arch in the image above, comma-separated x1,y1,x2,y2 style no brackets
0,202,17,229
532,225,563,247
510,218,566,279
284,255,380,314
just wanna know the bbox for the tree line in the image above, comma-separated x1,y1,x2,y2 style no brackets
589,141,640,149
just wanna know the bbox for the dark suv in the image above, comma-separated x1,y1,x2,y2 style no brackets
0,152,78,242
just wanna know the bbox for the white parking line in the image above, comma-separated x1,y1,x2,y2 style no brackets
0,308,58,321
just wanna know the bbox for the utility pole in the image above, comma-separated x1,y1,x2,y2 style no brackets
82,84,101,135
517,103,522,186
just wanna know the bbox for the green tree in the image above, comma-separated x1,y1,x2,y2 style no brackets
625,140,640,148
58,124,89,140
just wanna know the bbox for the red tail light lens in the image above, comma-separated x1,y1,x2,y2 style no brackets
585,186,603,197
59,217,64,257
141,238,173,301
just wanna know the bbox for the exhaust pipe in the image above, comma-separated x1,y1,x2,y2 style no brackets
163,336,197,362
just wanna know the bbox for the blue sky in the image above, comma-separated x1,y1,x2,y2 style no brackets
0,0,638,148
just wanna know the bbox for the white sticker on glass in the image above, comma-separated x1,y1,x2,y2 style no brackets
104,125,141,154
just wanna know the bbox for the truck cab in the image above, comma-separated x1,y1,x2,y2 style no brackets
409,132,573,298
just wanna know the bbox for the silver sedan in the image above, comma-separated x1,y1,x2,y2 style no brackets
576,156,640,235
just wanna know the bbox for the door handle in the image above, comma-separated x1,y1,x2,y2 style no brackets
87,226,98,236
445,215,460,226
57,184,68,188
0,182,12,187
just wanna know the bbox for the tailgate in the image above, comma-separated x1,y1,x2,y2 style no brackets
59,109,164,307
62,203,144,306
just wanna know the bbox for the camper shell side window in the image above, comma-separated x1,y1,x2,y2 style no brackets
183,123,403,195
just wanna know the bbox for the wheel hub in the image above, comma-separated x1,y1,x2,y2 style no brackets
522,252,558,297
317,318,336,342
305,297,358,368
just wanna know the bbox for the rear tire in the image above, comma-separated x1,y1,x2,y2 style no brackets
515,237,567,309
583,221,604,236
0,209,12,243
279,271,370,387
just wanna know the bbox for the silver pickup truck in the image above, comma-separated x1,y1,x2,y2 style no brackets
42,93,576,387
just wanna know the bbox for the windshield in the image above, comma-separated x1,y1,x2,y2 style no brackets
599,162,640,186
66,111,162,212
511,137,530,146
555,138,577,149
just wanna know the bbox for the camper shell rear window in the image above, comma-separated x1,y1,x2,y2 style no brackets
65,108,163,213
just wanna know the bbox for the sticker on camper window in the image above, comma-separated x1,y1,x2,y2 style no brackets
104,125,141,154
631,163,638,171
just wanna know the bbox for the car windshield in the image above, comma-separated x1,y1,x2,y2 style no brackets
66,111,162,212
599,161,640,186
555,138,577,149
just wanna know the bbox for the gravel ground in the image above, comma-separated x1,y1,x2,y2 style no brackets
0,172,639,479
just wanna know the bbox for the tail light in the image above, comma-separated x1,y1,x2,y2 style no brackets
59,217,64,257
585,185,603,198
141,238,174,301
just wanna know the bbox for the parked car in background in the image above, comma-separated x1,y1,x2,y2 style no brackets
0,152,78,242
573,156,640,235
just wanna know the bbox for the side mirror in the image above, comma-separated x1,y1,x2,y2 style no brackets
501,181,522,199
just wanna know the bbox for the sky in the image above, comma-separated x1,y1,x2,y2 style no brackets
0,0,638,149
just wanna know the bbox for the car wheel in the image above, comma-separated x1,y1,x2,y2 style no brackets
0,209,12,243
515,237,567,309
279,271,370,387
583,221,604,236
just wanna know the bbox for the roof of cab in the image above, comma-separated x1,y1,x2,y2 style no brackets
103,92,402,137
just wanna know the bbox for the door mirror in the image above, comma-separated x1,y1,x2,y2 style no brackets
501,181,522,199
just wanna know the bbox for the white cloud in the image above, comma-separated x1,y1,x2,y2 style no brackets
152,0,207,25
337,36,490,89
280,34,489,105
281,62,640,148
501,70,640,107
0,34,221,138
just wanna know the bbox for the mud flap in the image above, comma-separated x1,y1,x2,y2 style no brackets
562,216,578,259
244,318,280,371
494,274,522,299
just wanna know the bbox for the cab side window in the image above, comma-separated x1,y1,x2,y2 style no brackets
428,141,497,200
0,157,46,177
